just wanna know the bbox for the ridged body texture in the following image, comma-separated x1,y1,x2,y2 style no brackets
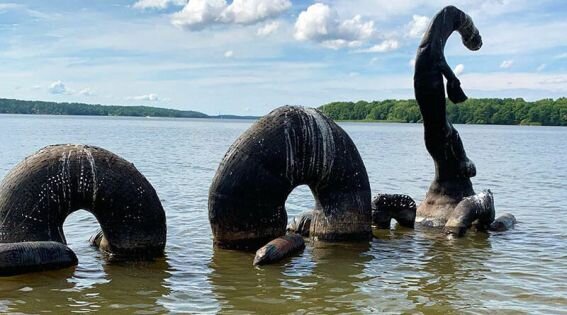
209,106,371,249
0,144,166,275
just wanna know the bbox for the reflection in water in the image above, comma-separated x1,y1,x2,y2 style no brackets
0,257,171,314
364,226,493,314
409,230,492,314
209,241,373,314
0,209,172,314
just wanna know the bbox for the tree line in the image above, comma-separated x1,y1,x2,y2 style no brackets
0,98,209,118
319,98,567,126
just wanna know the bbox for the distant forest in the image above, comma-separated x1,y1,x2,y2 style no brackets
0,98,209,118
319,98,567,126
2,97,566,126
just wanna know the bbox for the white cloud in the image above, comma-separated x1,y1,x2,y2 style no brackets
78,88,94,96
294,3,376,49
357,39,399,53
133,0,186,10
454,64,464,76
329,0,532,21
0,3,22,11
171,0,226,30
461,72,567,94
536,64,546,72
221,0,291,24
540,77,567,85
48,81,72,95
407,15,430,38
171,0,291,30
127,93,160,101
500,59,514,69
257,21,280,36
224,50,234,58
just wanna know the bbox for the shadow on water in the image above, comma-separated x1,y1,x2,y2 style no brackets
209,241,373,314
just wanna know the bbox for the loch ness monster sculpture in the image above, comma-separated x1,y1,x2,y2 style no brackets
413,5,498,233
0,144,166,275
209,106,372,250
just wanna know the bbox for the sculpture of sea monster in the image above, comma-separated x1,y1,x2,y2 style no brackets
0,144,166,276
209,106,372,264
413,5,515,236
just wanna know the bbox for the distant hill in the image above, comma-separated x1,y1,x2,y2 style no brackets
0,98,258,119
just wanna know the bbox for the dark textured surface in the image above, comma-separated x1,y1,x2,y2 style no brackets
414,6,483,225
443,190,495,237
253,234,305,266
0,241,77,276
489,213,517,232
209,106,371,249
372,194,416,229
0,144,166,263
286,210,313,237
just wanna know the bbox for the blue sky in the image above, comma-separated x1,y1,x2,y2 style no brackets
1,0,566,115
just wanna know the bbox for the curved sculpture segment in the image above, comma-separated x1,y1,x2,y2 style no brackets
0,144,166,268
414,5,483,225
372,194,416,229
209,106,372,249
0,241,77,276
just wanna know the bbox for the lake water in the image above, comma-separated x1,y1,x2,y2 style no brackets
0,114,565,314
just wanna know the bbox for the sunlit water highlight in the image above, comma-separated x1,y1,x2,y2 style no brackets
0,115,565,314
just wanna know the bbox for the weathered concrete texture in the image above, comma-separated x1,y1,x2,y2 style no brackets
489,213,517,232
372,194,416,229
414,6,483,226
209,106,372,250
0,144,166,264
443,190,495,237
253,234,305,266
0,241,77,276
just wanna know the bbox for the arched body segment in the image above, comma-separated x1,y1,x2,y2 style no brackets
209,106,371,249
0,144,166,260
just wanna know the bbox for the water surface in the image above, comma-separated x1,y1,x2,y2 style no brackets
0,114,565,314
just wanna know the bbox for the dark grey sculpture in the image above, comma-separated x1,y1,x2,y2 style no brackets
253,234,305,266
0,241,77,276
0,144,166,275
209,106,372,250
443,190,495,237
286,210,313,237
414,6,489,228
372,194,416,229
489,213,517,232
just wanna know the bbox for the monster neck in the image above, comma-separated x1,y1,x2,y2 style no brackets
416,6,467,68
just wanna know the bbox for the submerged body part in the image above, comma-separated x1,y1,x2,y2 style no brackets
209,106,372,250
443,190,495,237
0,241,77,276
287,211,313,237
372,194,416,229
253,234,305,266
489,213,517,232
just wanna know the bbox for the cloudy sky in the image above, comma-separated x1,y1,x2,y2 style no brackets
1,0,566,115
